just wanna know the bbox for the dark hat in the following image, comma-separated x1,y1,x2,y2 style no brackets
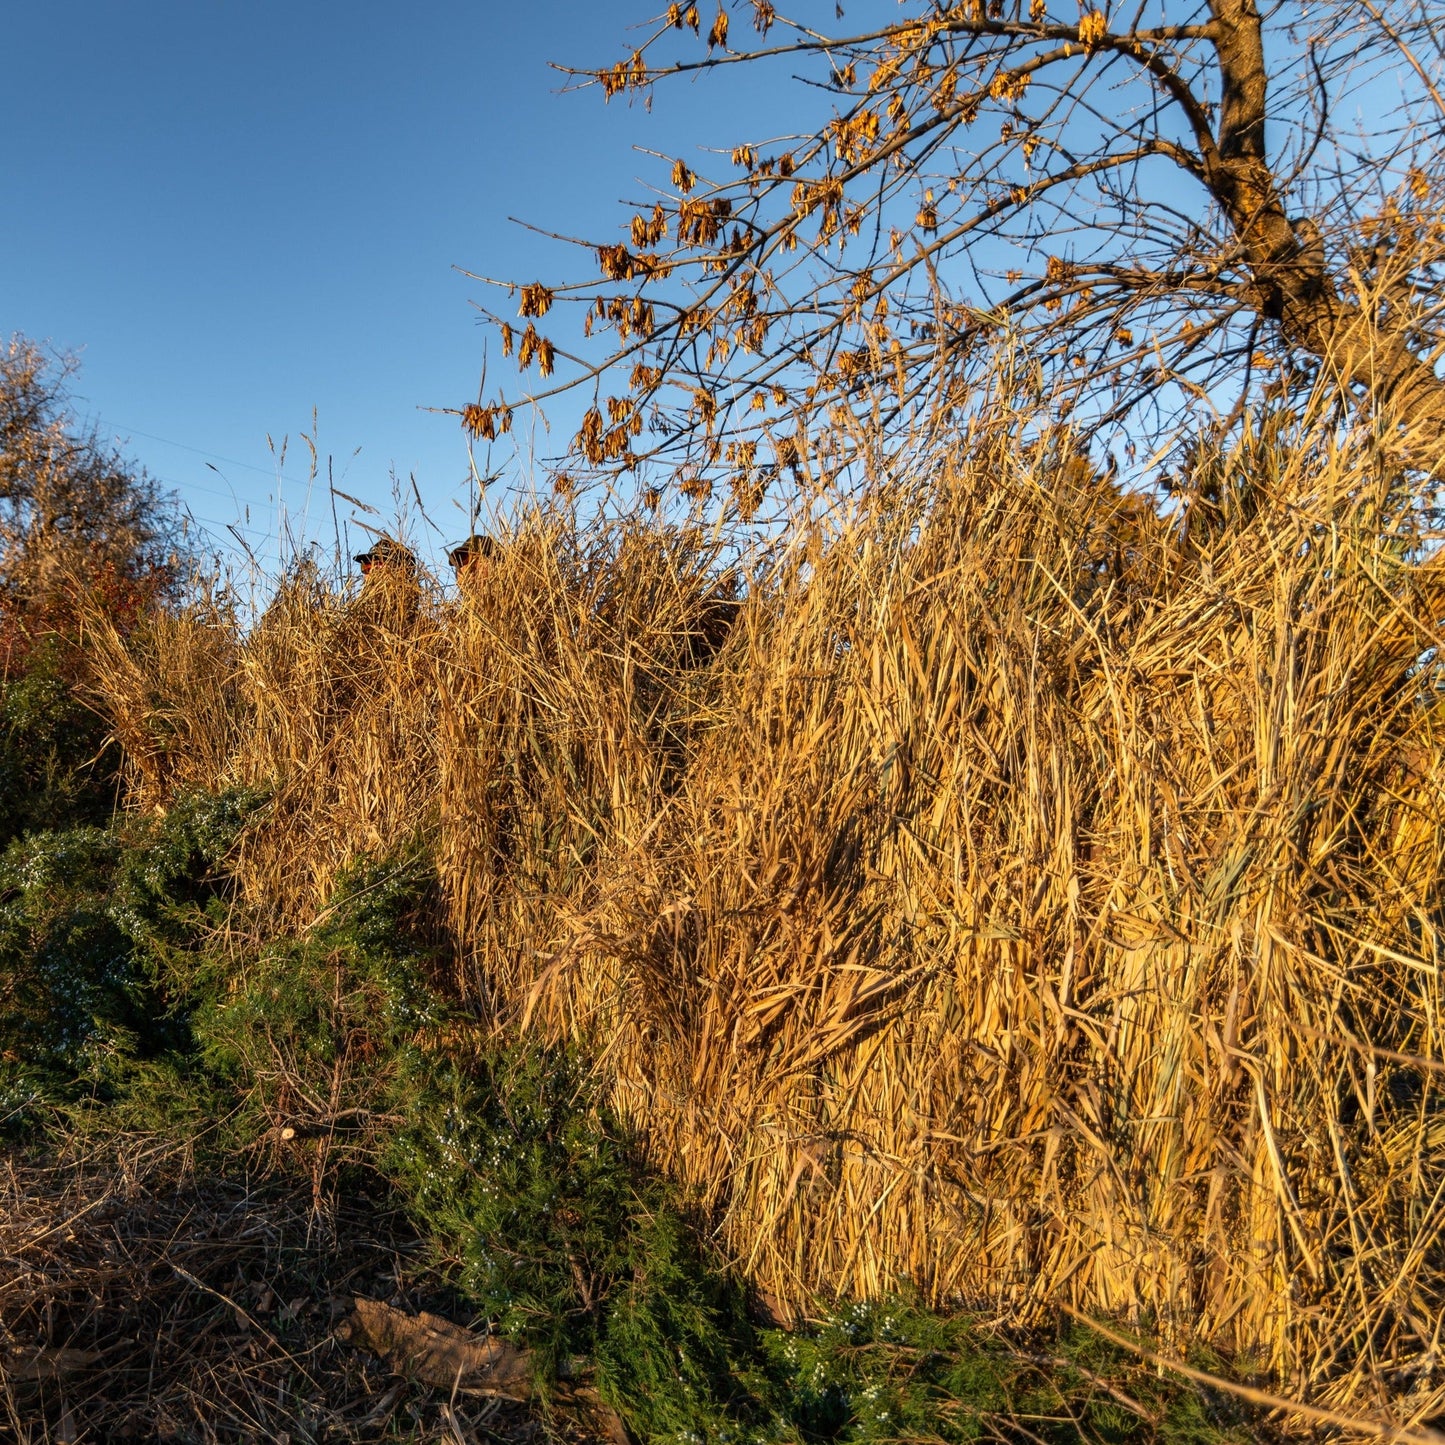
447,534,496,568
353,536,417,569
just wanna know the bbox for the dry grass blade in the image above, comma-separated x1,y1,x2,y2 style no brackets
1062,1306,1445,1444
80,365,1445,1419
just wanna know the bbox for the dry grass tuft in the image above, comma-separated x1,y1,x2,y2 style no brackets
83,379,1445,1425
0,1141,558,1442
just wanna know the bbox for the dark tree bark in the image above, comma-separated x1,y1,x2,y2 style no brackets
1208,0,1445,463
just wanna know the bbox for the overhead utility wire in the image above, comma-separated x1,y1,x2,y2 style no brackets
103,419,309,485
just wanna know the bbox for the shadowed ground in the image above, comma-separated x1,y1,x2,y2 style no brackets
0,1144,590,1444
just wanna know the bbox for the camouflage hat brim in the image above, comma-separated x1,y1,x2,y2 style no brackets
353,540,417,568
448,535,496,567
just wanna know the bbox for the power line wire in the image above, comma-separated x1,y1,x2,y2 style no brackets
83,417,450,564
102,418,306,484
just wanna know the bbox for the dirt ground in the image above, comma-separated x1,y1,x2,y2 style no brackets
0,1139,575,1444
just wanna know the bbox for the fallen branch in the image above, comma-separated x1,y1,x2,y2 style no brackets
338,1296,632,1444
338,1297,534,1399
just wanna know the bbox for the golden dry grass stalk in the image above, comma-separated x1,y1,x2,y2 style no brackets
83,384,1445,1420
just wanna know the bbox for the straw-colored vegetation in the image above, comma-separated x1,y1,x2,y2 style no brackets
80,371,1445,1429
10,0,1445,1433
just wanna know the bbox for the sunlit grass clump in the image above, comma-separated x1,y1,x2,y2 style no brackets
83,380,1445,1424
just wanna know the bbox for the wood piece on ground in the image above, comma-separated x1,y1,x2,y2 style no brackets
339,1296,533,1399
339,1297,633,1443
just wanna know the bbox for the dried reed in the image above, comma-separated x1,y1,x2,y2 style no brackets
83,382,1445,1425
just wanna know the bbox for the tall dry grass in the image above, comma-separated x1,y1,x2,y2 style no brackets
84,385,1445,1419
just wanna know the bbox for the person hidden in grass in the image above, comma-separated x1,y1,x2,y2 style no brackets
353,535,418,580
447,534,496,592
351,535,420,626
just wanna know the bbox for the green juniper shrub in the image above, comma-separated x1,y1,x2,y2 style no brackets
0,636,117,847
109,785,268,953
385,1042,763,1441
753,1298,1260,1445
1049,1319,1259,1445
594,1186,765,1443
0,787,262,1132
83,786,269,1135
0,825,132,1125
759,1298,1017,1444
181,844,449,1161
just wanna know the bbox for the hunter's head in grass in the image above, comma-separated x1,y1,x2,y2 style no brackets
351,534,422,630
448,533,496,591
353,535,417,580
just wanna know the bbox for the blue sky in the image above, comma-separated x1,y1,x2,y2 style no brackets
3,1,805,571
6,3,1426,577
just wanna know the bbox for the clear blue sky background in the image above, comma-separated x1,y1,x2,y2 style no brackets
3,1,806,572
5,3,1422,578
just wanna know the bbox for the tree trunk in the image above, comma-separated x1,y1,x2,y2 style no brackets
1209,0,1445,467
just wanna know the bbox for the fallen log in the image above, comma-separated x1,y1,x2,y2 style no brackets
338,1297,630,1443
